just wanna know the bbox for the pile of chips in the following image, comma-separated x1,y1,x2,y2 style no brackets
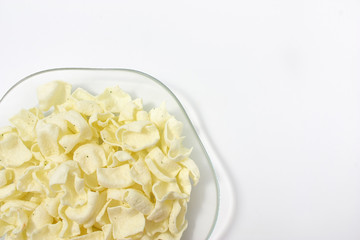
0,81,199,240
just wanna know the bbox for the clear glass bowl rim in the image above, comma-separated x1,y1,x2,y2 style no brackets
0,67,220,240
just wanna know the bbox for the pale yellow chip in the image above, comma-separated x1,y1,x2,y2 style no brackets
30,222,62,240
145,219,168,237
152,181,188,202
130,159,152,197
145,147,181,183
99,120,121,147
65,190,106,229
43,194,61,218
58,204,81,238
107,206,145,239
149,103,171,130
0,207,28,237
37,80,72,111
16,166,44,193
36,120,61,157
26,203,53,237
0,219,14,238
154,230,185,240
177,168,192,197
49,161,87,207
169,200,187,235
73,143,107,175
124,189,154,215
179,158,200,186
75,100,103,116
59,110,93,153
0,183,18,200
118,98,143,122
102,224,113,240
97,165,134,189
1,200,38,212
65,190,99,225
89,112,115,129
164,117,183,145
72,87,96,101
0,132,32,168
136,110,149,121
96,86,132,113
0,169,13,187
71,230,104,240
116,121,160,152
147,200,172,223
84,172,104,192
9,108,41,142
167,138,192,162
96,199,112,227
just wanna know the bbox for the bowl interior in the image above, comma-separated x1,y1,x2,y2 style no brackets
0,68,219,240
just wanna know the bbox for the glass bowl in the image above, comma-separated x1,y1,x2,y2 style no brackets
0,68,220,240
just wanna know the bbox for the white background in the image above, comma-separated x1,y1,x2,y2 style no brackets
1,1,360,239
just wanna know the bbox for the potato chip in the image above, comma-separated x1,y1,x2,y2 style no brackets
177,168,192,197
9,108,40,142
116,121,160,152
167,138,192,162
43,194,61,218
71,230,104,240
149,103,171,130
145,147,181,183
147,200,172,223
59,110,93,153
178,158,200,186
152,181,188,202
0,169,13,187
1,207,28,237
72,88,96,101
96,86,132,113
130,159,152,197
97,164,134,189
96,199,112,227
124,189,154,215
29,222,62,240
118,98,143,122
0,132,32,168
0,200,38,212
75,100,103,116
107,206,145,239
102,224,113,240
112,150,133,164
169,200,187,235
163,117,183,145
49,161,87,207
26,203,53,236
0,219,14,237
99,120,121,147
65,190,99,225
136,111,149,121
84,172,104,192
37,80,72,111
16,166,44,193
36,120,61,157
145,219,168,236
73,143,107,175
0,183,17,200
89,112,115,129
58,203,81,238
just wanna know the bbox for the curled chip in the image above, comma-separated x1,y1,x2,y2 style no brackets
0,81,200,240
